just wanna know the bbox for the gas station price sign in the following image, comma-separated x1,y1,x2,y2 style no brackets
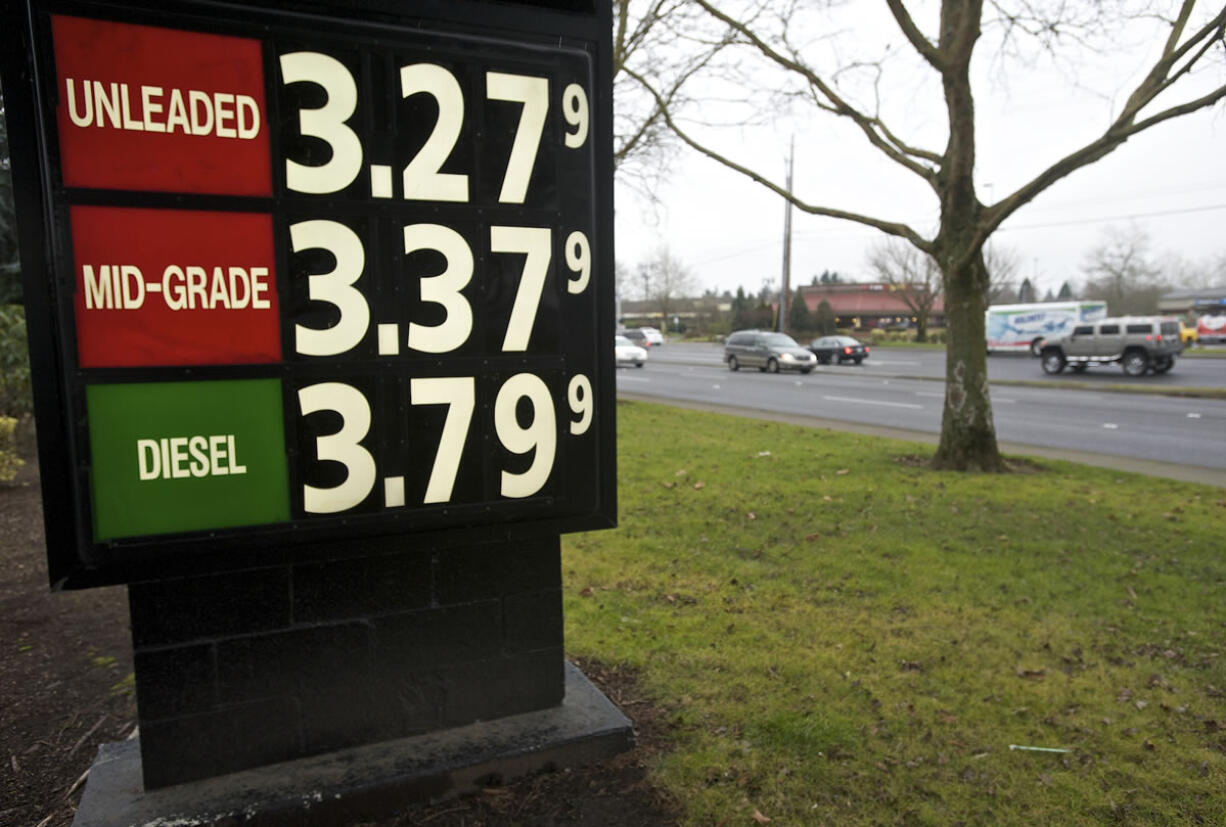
2,0,615,588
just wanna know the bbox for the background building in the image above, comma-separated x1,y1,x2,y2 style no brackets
796,282,944,330
1158,286,1226,318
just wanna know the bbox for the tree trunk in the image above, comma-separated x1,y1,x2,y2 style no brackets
932,246,1004,471
930,0,1003,472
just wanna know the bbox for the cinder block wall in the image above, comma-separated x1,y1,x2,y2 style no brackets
128,537,563,788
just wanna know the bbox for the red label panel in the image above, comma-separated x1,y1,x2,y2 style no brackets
52,15,271,196
71,206,281,367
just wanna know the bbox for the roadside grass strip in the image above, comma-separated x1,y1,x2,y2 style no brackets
991,379,1226,401
563,401,1226,826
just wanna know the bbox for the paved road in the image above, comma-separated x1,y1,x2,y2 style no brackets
615,356,1226,486
645,342,1226,388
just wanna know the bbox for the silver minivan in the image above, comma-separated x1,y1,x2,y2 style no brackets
724,330,817,373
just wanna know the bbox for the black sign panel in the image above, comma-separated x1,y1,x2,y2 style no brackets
0,0,615,588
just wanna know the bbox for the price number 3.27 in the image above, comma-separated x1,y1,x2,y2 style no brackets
280,52,590,201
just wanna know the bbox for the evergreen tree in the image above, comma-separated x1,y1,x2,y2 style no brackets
730,286,746,324
1057,281,1074,301
731,286,762,329
814,300,837,335
788,288,811,333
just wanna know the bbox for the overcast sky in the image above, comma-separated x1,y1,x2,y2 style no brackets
613,3,1226,300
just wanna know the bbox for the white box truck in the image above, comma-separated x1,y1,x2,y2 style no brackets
986,301,1108,355
1196,313,1226,344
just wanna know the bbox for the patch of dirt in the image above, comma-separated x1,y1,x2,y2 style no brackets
892,453,1048,474
0,446,137,827
1,436,678,827
360,659,679,827
1003,456,1048,474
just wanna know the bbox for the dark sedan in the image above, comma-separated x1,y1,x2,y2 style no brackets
808,335,870,365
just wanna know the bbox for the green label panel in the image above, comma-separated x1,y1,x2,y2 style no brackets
87,379,290,541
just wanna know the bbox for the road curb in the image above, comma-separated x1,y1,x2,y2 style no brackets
617,392,1226,488
644,357,1226,400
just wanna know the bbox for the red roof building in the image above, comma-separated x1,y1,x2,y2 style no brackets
796,282,944,329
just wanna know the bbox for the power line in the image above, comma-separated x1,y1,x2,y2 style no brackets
689,201,1226,266
996,202,1226,232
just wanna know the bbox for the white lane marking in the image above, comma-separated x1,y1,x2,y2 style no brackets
914,390,1015,404
822,395,923,410
616,374,651,383
865,360,921,366
1188,412,1202,419
1103,423,1119,429
713,384,721,390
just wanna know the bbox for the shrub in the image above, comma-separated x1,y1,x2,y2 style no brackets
814,300,837,335
0,304,33,416
0,415,22,483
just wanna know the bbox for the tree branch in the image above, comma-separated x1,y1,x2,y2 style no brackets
884,0,946,70
978,7,1226,252
1115,6,1225,129
982,79,1226,250
875,118,944,164
625,66,934,253
690,0,941,186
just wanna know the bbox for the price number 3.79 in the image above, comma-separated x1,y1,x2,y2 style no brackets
299,373,593,514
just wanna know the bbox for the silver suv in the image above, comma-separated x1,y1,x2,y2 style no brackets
724,330,817,373
1039,316,1181,376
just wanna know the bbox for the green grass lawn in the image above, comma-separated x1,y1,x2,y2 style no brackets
563,401,1226,826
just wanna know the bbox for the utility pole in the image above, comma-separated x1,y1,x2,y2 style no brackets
779,137,794,333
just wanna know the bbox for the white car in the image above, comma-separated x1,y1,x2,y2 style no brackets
614,335,647,367
639,326,664,346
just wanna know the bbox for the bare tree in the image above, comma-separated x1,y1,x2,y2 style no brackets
867,238,1024,339
1157,249,1226,290
985,243,1023,305
638,245,697,327
614,260,633,300
865,238,942,342
1080,225,1169,314
631,1,1226,471
612,1,735,200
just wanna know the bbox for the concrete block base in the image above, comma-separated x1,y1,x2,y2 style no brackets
72,663,633,827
